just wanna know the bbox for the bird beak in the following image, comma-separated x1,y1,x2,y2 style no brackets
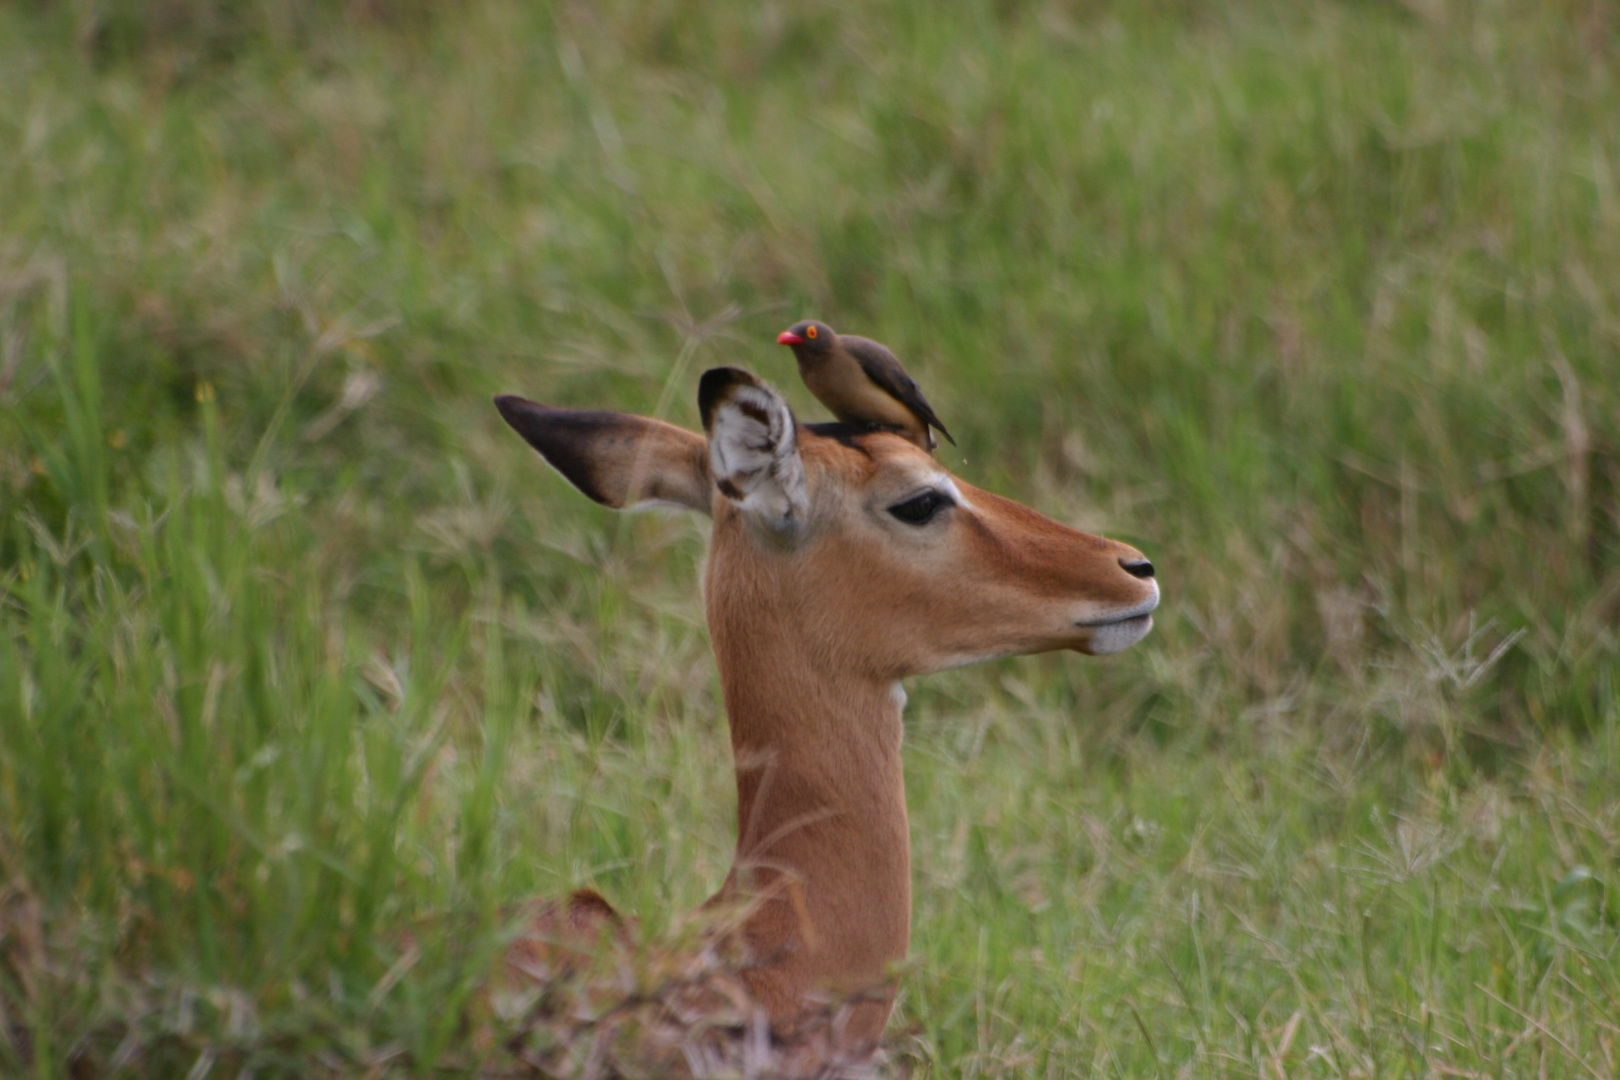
776,331,804,346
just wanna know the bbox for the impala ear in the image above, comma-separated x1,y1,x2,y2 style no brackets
495,396,712,514
698,367,808,533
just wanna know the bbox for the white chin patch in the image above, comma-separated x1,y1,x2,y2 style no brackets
1087,615,1154,655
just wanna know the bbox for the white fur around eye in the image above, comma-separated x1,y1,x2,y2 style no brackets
709,384,807,531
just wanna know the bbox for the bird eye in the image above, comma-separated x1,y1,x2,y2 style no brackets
805,325,818,340
888,490,950,526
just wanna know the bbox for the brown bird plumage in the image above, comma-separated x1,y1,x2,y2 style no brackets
776,320,955,452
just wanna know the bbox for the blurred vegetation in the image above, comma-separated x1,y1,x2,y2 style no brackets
2,0,1617,1076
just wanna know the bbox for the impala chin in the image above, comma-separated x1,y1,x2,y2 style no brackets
1079,613,1155,655
1073,589,1160,655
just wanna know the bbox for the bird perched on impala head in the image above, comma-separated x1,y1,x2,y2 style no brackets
776,320,955,452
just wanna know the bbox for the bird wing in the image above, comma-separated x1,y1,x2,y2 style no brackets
841,336,956,446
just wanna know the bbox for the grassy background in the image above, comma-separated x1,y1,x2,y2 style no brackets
2,0,1618,1075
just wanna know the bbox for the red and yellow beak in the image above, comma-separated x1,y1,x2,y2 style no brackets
776,331,804,346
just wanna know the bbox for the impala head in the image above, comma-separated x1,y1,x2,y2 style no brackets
495,368,1157,681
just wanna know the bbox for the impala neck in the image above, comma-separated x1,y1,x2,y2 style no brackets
707,610,911,1037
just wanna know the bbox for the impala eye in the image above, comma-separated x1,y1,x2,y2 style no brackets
888,490,951,526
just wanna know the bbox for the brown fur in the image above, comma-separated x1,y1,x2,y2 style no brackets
495,385,1157,1059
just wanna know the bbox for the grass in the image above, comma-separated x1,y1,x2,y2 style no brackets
1,0,1618,1074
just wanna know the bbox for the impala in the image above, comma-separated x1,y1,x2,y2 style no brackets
494,366,1158,1057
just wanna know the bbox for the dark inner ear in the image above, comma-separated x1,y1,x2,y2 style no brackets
699,366,766,432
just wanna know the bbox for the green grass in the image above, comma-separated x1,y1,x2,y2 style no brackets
2,0,1618,1075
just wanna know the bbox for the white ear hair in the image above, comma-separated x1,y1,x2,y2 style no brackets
700,370,808,533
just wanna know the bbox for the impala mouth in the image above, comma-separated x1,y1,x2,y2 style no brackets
1073,594,1159,655
1074,594,1159,629
1078,612,1147,629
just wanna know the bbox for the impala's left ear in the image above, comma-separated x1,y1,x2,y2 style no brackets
698,367,808,533
495,396,712,514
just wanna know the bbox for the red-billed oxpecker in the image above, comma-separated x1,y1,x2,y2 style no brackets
777,320,955,453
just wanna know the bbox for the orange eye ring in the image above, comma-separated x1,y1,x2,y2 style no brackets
806,325,819,340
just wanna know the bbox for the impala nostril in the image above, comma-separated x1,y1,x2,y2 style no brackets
1121,559,1155,580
